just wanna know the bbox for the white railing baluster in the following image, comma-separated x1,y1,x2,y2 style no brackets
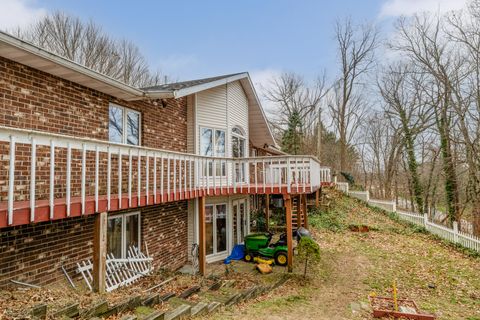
178,156,182,199
167,155,170,201
233,160,237,193
153,155,157,203
160,155,164,202
128,149,132,207
254,161,258,193
7,135,15,225
30,137,36,222
303,158,306,193
184,155,187,198
219,159,223,194
95,145,99,212
226,160,230,193
287,158,291,193
81,143,86,215
137,149,141,206
213,160,216,195
107,147,111,210
173,156,177,200
270,158,273,193
204,159,210,195
66,142,72,216
194,158,198,196
262,159,266,193
49,140,55,219
118,148,122,209
189,157,193,196
146,153,149,205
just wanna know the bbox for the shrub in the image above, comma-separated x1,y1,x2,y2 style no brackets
296,236,321,278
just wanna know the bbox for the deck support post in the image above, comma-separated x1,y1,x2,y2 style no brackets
198,196,206,276
265,194,270,231
302,194,308,229
315,189,320,207
93,211,107,293
284,194,293,272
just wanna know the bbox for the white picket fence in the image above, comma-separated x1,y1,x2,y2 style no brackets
339,187,480,253
77,246,153,292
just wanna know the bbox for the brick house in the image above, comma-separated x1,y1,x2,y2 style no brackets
0,31,331,289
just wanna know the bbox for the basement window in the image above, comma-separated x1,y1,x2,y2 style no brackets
107,212,141,258
109,103,141,145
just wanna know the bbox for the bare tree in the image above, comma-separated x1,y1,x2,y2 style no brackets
391,14,462,223
264,72,328,154
446,2,480,232
329,17,378,173
12,11,165,87
378,63,434,211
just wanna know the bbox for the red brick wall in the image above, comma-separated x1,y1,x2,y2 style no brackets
0,215,95,288
0,56,188,202
0,201,188,288
0,56,187,151
141,201,188,270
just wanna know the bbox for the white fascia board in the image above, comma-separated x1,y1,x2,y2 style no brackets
242,74,278,148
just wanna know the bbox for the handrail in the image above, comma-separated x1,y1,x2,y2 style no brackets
0,125,320,163
0,126,331,227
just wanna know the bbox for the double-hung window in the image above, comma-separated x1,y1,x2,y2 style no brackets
107,212,141,258
109,103,141,145
200,127,226,176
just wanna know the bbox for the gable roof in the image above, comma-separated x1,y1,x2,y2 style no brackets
0,31,277,148
144,73,244,92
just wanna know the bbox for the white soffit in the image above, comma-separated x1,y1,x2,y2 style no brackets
0,32,144,101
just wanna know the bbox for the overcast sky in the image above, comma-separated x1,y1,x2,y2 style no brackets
0,0,470,89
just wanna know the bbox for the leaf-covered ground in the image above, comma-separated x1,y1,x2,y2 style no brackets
203,189,480,320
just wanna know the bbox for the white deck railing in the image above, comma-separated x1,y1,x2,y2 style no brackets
338,188,480,253
0,126,330,226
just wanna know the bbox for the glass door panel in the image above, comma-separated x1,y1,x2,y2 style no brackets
107,217,123,258
205,205,214,255
216,204,227,253
125,214,139,251
232,203,238,245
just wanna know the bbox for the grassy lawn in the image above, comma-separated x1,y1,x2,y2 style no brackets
202,190,480,320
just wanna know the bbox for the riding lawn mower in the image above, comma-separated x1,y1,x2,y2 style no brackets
243,227,311,266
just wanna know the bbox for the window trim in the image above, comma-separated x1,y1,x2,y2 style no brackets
107,211,141,258
199,126,226,157
199,126,226,177
109,103,142,146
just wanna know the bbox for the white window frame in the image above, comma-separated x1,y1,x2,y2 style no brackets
109,103,142,146
107,211,141,258
199,126,226,177
205,203,228,256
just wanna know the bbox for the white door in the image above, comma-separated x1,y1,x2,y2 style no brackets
205,203,228,257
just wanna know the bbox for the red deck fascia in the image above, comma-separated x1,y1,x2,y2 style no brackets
0,184,318,228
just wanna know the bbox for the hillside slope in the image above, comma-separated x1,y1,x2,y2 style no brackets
203,190,480,320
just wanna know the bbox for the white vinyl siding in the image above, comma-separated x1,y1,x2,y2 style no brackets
228,81,249,156
195,81,249,158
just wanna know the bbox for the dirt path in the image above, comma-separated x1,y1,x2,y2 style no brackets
203,191,480,320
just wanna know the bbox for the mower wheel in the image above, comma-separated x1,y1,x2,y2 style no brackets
274,251,288,266
244,253,254,263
